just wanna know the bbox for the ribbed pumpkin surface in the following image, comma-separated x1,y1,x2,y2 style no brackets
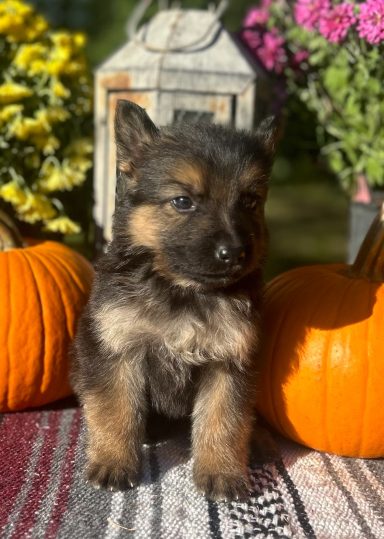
257,263,384,458
0,241,93,411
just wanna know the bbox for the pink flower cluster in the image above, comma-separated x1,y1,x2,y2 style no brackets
294,0,330,30
319,2,356,42
242,0,311,75
294,0,384,44
244,0,273,27
358,0,384,44
242,0,384,75
242,28,287,74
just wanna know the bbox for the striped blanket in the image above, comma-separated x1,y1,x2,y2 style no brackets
1,407,383,538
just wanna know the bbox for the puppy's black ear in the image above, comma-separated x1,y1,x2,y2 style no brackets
115,100,159,175
255,116,281,159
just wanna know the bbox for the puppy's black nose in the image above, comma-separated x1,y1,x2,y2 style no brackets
215,245,246,265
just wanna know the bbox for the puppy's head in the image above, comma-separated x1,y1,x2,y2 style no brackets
113,100,278,289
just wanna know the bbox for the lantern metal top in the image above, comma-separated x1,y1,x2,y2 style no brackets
97,8,256,95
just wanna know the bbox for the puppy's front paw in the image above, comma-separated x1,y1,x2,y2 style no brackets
193,470,250,501
87,462,139,491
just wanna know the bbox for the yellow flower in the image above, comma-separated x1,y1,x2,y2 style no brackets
9,108,67,147
34,135,60,155
0,0,32,17
69,156,92,173
25,15,47,41
0,180,27,206
62,159,88,186
0,82,32,104
39,162,71,192
65,137,93,156
0,104,23,123
36,106,70,123
39,157,88,192
46,31,88,76
0,2,47,42
17,192,56,223
51,80,70,99
10,115,49,139
46,32,72,76
64,59,86,76
0,1,92,234
13,43,48,76
0,0,32,32
73,32,86,48
44,216,80,235
8,113,61,154
50,31,72,48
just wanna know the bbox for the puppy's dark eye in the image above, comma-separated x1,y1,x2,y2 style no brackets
241,195,261,210
170,196,196,213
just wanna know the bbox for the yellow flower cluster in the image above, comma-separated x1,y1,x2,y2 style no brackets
44,216,80,235
51,80,70,99
0,82,32,104
0,180,27,206
39,138,93,192
0,0,93,235
7,107,71,155
13,31,88,78
0,180,81,234
13,42,48,76
0,181,55,223
47,31,87,77
0,104,23,124
17,192,56,223
0,0,47,42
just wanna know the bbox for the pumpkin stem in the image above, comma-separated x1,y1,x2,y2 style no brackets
351,203,384,282
0,210,24,251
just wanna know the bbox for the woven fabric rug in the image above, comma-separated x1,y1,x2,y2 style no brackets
1,407,383,539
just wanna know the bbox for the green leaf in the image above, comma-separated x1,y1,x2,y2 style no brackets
323,65,350,101
327,150,345,174
366,77,381,95
365,158,383,185
308,50,328,66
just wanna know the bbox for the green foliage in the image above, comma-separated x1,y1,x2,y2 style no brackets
264,2,384,191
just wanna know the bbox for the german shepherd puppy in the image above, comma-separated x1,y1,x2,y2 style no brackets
71,100,278,501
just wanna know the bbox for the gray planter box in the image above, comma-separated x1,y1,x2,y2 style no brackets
348,193,384,263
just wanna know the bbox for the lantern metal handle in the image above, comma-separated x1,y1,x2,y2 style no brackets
127,0,230,48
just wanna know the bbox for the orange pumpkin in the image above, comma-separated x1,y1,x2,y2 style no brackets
0,211,94,411
257,206,384,458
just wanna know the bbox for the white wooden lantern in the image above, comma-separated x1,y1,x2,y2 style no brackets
94,6,259,246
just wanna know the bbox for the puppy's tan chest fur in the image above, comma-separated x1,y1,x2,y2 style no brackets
96,296,257,366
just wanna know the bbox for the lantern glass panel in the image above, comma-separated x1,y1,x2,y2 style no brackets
173,109,214,124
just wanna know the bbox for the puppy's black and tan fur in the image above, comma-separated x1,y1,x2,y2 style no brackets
71,100,278,501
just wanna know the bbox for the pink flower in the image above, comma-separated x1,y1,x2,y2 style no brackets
243,1,273,27
294,0,330,30
256,30,286,74
357,0,384,44
319,2,356,42
242,29,262,50
292,49,310,66
244,7,269,26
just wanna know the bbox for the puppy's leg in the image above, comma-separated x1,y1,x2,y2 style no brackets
192,363,254,501
82,358,146,491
